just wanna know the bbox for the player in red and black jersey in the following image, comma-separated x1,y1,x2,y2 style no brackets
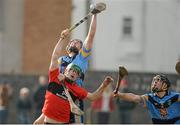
33,29,113,124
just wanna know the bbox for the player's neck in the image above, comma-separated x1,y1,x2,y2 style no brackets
65,77,74,83
156,91,167,98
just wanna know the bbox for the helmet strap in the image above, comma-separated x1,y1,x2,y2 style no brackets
161,82,168,91
151,82,166,93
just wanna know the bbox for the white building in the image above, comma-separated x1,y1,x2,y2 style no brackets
72,0,180,73
0,0,180,74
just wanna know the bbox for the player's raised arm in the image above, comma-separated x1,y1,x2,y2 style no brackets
83,14,97,50
49,29,70,71
86,76,113,101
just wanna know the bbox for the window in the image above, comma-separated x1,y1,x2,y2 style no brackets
122,17,133,38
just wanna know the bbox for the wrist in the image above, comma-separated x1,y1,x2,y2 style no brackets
102,82,108,88
60,35,65,40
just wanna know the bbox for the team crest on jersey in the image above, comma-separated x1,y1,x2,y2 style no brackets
159,108,168,118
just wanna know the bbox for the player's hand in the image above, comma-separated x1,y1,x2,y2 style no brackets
33,114,45,124
60,29,70,39
33,120,42,124
113,91,120,97
58,73,66,81
102,76,114,87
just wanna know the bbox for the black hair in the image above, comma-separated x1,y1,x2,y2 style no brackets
157,74,171,88
66,39,83,54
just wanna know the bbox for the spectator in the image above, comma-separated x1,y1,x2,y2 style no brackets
91,85,115,124
33,75,48,119
0,82,13,124
16,87,32,124
116,78,136,124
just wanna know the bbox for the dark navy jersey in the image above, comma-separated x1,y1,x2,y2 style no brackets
59,56,75,74
141,91,180,124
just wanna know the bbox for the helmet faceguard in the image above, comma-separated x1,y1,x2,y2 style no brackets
151,74,171,93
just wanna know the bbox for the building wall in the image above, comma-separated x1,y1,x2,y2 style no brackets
0,0,72,74
0,0,180,74
78,0,180,74
23,0,72,74
92,0,145,72
145,0,180,73
0,0,24,74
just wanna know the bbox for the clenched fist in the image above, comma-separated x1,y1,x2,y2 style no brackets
103,76,114,87
60,29,70,39
58,73,65,81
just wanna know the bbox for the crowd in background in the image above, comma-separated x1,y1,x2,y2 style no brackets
0,75,48,124
0,75,137,124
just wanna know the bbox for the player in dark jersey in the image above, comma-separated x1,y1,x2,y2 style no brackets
114,74,180,124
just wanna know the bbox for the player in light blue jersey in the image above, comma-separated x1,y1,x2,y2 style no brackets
114,74,180,124
34,15,97,124
58,40,91,87
70,45,91,86
57,15,96,122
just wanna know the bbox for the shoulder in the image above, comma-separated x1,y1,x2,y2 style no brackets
79,46,91,57
169,91,180,98
142,93,152,100
170,91,180,95
72,82,86,91
48,68,59,82
59,55,71,61
58,55,73,65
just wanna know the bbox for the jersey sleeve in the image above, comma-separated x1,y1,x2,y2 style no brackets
178,93,180,102
71,84,88,100
48,68,59,83
80,46,91,58
58,57,62,64
140,94,149,108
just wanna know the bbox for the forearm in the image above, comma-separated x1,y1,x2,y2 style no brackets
51,38,66,60
87,76,113,101
84,15,97,50
50,37,69,70
118,93,141,103
88,83,106,101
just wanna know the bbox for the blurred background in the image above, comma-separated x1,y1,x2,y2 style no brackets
0,0,179,124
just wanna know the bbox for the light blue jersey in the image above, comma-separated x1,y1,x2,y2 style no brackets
58,46,91,87
71,46,91,73
71,46,91,87
142,91,180,124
